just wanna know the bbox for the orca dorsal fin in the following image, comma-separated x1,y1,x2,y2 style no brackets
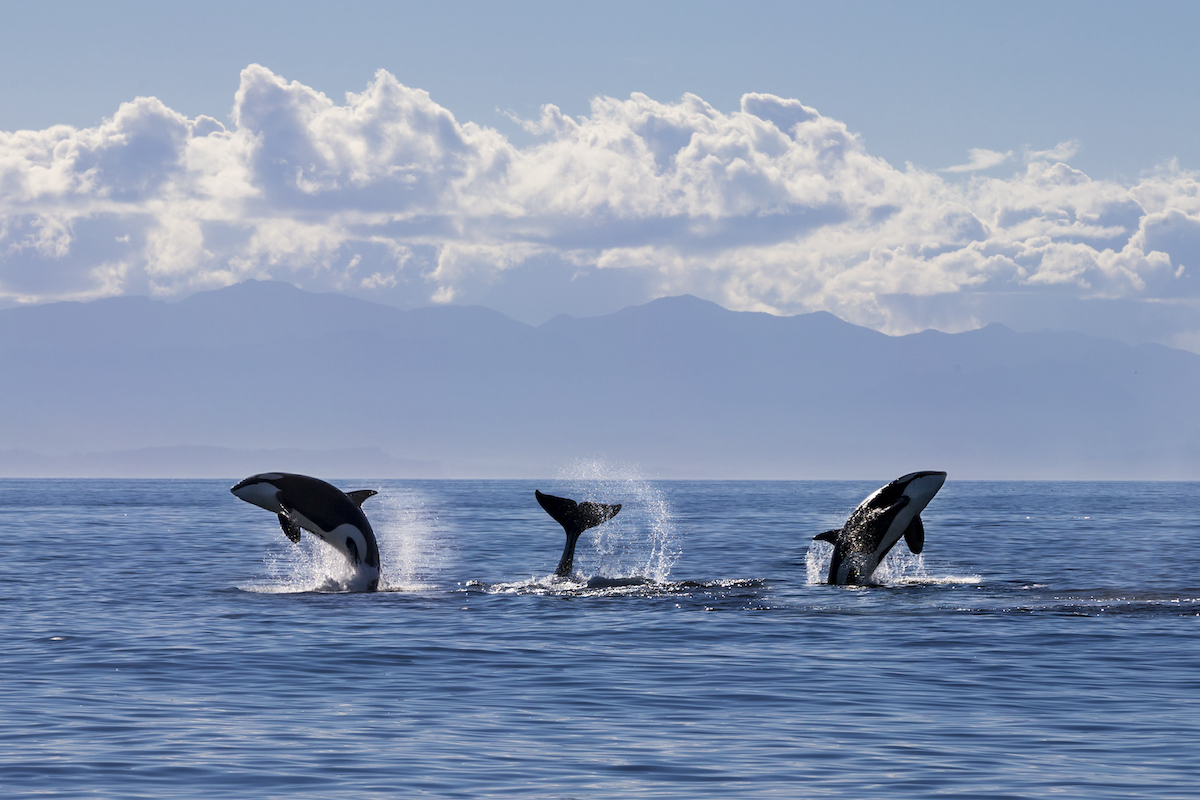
277,512,302,544
346,490,378,508
813,529,841,543
903,515,925,554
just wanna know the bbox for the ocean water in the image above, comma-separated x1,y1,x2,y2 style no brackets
2,476,1198,798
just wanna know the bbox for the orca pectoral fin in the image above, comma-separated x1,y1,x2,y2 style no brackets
814,529,841,543
903,515,925,554
875,495,911,533
346,489,378,508
278,512,303,544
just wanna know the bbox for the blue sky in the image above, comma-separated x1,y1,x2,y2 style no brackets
2,0,1199,349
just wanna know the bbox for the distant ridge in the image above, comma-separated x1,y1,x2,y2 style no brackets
1,280,1198,479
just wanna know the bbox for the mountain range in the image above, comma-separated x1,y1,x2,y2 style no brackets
1,280,1198,479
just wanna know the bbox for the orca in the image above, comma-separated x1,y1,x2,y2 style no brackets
231,472,381,591
813,471,947,585
535,490,622,578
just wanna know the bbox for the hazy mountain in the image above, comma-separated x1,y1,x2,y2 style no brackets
1,280,1198,479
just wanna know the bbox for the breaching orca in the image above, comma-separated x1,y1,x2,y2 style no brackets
813,470,947,585
231,472,381,591
535,490,622,577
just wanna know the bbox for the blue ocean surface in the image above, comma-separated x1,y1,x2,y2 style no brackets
2,475,1198,798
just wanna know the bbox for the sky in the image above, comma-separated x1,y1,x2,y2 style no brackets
2,0,1199,350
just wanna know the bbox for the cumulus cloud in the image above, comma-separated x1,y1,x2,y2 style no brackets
941,147,1014,173
1,65,1198,347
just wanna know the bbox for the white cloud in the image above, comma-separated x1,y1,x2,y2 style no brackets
1026,139,1081,164
1,65,1199,348
941,148,1014,173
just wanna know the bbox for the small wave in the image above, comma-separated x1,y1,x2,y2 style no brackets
237,571,375,594
461,576,764,598
956,599,1200,618
945,585,1200,617
375,581,440,593
892,574,982,586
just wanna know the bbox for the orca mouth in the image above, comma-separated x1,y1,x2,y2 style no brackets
230,472,286,494
230,477,256,494
230,478,284,513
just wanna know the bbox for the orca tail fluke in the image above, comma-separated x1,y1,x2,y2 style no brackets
536,490,622,578
576,500,622,529
535,490,576,528
535,490,622,537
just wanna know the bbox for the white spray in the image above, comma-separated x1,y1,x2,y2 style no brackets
242,485,447,593
553,458,681,582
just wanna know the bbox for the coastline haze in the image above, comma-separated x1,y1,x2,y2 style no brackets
2,280,1196,480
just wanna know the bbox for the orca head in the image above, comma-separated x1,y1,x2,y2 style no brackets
895,471,947,512
230,472,288,513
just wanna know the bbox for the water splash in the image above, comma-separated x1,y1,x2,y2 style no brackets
879,548,982,585
871,548,930,584
806,540,832,585
240,486,448,593
805,539,979,586
371,487,448,592
243,535,368,593
551,458,681,582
